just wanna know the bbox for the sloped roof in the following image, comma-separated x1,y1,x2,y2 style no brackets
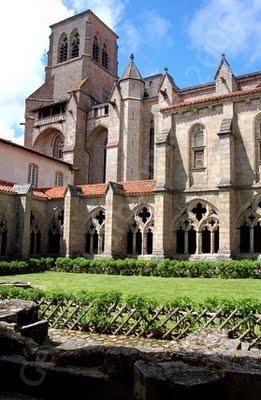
161,86,261,112
0,180,156,199
120,57,143,81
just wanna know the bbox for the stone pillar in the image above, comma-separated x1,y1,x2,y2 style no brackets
217,106,236,258
184,231,189,255
62,185,84,257
13,184,32,258
153,191,173,258
103,182,126,258
196,231,202,255
250,227,254,253
211,231,215,254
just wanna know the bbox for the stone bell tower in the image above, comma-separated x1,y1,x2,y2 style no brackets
24,10,119,184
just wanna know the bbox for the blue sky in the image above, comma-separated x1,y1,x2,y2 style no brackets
0,0,260,143
65,0,261,86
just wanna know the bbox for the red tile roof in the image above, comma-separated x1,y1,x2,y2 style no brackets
0,180,14,193
160,86,261,112
121,180,156,195
0,181,156,199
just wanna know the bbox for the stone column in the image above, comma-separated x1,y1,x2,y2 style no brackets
211,231,215,254
103,182,126,258
196,231,202,255
13,184,32,258
62,185,84,257
217,107,236,258
250,227,254,253
184,231,189,255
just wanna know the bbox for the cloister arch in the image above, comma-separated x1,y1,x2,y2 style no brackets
29,209,43,256
237,194,261,254
48,209,64,255
0,213,8,256
126,204,154,256
173,200,219,256
86,126,108,184
85,207,105,256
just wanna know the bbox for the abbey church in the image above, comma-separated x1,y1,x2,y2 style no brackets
0,9,261,259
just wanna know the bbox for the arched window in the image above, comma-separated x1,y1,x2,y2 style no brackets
256,119,261,162
238,200,261,253
191,125,205,169
92,36,99,62
55,172,64,186
126,206,154,256
174,202,219,256
102,44,108,69
30,211,41,256
48,210,64,255
0,216,7,256
149,118,154,179
53,135,64,159
58,35,68,63
85,209,105,256
28,164,38,188
70,31,80,59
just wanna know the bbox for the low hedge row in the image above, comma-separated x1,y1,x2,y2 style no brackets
0,286,260,315
55,257,261,279
0,258,54,276
0,257,260,279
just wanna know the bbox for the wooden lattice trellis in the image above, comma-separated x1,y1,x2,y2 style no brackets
32,299,261,348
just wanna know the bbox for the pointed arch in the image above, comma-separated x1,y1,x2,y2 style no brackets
173,200,219,255
70,30,80,59
92,36,99,62
126,205,154,256
102,43,108,69
58,33,68,63
85,207,106,256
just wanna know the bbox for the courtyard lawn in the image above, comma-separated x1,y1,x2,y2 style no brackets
1,271,260,301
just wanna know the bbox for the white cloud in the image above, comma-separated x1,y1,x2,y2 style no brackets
0,0,74,144
188,0,261,63
121,11,171,55
71,0,126,29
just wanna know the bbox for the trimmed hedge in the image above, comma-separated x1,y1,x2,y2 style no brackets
55,257,261,279
0,286,260,315
0,257,260,278
0,258,54,276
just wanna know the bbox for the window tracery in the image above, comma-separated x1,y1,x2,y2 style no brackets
127,206,154,256
85,208,105,255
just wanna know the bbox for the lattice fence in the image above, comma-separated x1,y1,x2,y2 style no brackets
35,299,261,348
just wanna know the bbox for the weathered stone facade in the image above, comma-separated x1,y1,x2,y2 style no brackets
0,10,261,260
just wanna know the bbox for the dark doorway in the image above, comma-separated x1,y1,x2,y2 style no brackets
254,224,261,253
136,230,142,255
0,230,7,256
240,225,250,252
188,228,196,254
86,232,91,253
48,232,60,254
202,228,211,253
176,228,185,254
214,228,219,253
146,229,153,255
93,231,99,254
127,230,133,255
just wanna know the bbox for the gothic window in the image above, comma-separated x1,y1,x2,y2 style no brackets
175,202,219,256
238,199,261,253
102,44,108,69
70,31,80,59
191,125,205,169
53,135,64,159
30,211,41,256
149,118,154,179
85,209,105,256
126,206,154,256
28,164,38,188
55,172,64,186
0,216,7,256
92,36,99,62
58,35,68,63
48,210,64,255
255,119,261,162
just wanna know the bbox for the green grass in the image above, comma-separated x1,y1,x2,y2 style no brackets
1,271,261,301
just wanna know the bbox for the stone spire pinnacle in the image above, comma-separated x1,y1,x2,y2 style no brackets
120,54,143,81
